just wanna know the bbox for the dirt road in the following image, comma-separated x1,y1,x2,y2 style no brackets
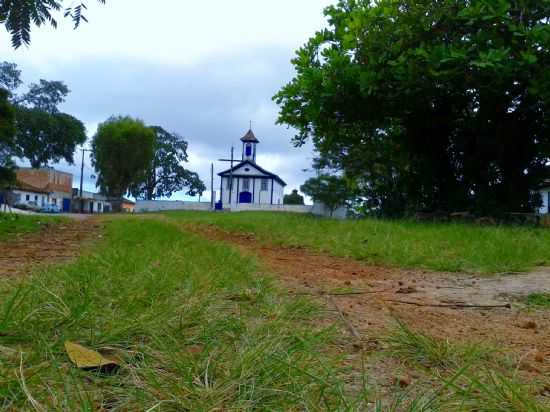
0,216,101,278
186,222,550,383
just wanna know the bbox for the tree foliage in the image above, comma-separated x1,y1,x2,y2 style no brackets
300,175,352,216
0,0,106,49
14,107,86,168
129,126,206,200
92,116,156,198
283,189,304,205
0,88,16,189
0,62,87,168
0,61,22,92
22,79,69,112
275,0,550,216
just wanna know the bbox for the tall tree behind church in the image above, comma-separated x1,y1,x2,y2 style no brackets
92,116,155,198
129,126,205,200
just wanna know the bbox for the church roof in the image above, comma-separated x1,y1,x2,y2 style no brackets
218,160,286,186
241,129,259,143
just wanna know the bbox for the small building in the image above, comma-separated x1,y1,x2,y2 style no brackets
71,189,112,214
14,168,73,211
106,198,135,213
218,129,286,206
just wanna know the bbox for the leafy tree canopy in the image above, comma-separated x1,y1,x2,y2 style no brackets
0,61,22,92
300,175,352,216
92,116,156,198
129,126,206,200
0,88,15,148
15,108,86,168
275,0,550,217
1,0,106,49
0,62,86,168
0,88,16,189
283,189,304,205
22,79,69,112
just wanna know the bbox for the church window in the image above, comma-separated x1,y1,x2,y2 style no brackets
245,144,252,157
243,178,250,190
261,179,268,191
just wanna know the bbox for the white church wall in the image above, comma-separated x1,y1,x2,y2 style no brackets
221,176,283,206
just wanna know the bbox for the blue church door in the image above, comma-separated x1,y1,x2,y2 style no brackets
239,191,252,203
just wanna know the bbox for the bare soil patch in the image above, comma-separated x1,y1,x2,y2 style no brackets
185,223,550,381
0,216,102,277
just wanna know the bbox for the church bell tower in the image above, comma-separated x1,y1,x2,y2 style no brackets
241,128,259,162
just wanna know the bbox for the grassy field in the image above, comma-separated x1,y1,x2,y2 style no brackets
0,212,63,240
0,217,356,410
0,216,547,410
164,211,550,274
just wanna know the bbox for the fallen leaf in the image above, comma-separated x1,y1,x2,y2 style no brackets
64,341,119,371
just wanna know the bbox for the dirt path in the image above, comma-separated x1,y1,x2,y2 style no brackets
0,216,102,278
185,222,550,381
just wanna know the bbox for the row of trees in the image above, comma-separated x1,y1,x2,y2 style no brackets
0,62,87,188
0,62,204,202
92,117,205,200
275,0,550,217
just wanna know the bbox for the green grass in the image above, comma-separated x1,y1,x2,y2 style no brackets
385,321,496,370
163,211,550,274
523,293,550,309
1,215,547,410
384,321,549,412
0,212,63,240
0,217,359,410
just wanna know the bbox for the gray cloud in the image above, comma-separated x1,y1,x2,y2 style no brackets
13,46,317,201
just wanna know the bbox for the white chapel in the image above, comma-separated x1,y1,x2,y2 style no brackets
218,129,286,206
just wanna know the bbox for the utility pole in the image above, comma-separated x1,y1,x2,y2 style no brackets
229,146,234,206
210,163,214,210
79,147,92,213
218,146,235,208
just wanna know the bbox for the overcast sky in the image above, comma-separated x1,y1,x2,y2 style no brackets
1,0,334,201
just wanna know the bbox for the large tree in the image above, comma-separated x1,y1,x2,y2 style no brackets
283,189,305,205
14,107,86,168
0,62,87,168
1,0,106,48
0,88,16,189
301,175,353,216
275,0,550,216
129,126,205,200
92,116,156,198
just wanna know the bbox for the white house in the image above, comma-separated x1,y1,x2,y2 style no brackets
13,168,73,211
218,129,286,207
71,189,112,214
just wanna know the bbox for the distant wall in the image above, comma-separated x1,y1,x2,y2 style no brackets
311,202,348,219
136,200,212,213
136,199,349,219
230,204,313,213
